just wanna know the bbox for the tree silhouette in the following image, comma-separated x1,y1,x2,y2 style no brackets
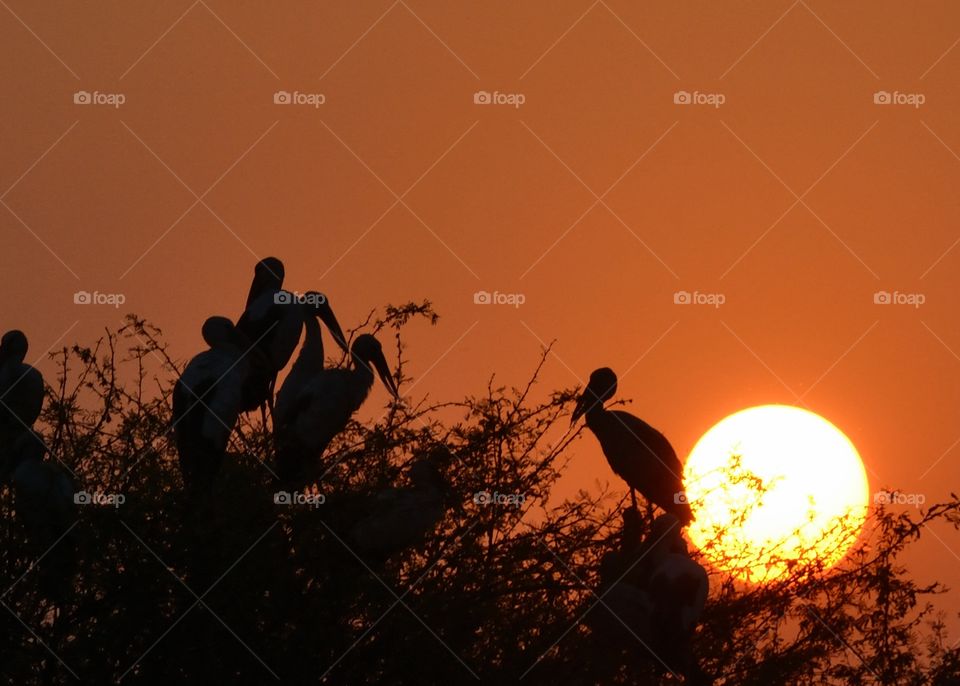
2,306,959,684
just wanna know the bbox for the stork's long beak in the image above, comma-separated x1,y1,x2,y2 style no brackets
571,391,589,425
318,302,350,356
371,349,401,400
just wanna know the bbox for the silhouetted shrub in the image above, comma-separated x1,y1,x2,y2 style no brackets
2,308,959,684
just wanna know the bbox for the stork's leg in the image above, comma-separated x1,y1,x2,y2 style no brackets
630,488,638,511
266,376,277,425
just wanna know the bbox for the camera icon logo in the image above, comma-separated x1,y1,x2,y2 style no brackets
473,90,492,105
473,290,492,305
873,91,891,105
73,90,91,105
673,90,692,105
473,491,492,505
673,290,691,305
74,490,92,505
873,291,891,305
274,491,292,505
674,491,690,505
274,90,292,105
74,290,92,305
274,291,294,305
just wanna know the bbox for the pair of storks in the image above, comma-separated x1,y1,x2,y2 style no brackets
593,509,711,684
172,257,399,491
0,330,75,601
573,367,708,682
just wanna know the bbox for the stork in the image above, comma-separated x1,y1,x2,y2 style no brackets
642,514,711,685
349,457,448,561
3,433,76,602
0,329,44,437
235,257,303,417
172,317,252,492
273,291,349,427
592,510,710,685
572,368,692,525
275,334,399,482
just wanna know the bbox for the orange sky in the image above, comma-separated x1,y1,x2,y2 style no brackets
3,0,960,626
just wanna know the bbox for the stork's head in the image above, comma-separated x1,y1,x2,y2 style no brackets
201,316,243,349
352,334,400,399
301,291,349,355
571,367,618,424
409,458,445,490
649,513,686,554
0,330,28,364
247,257,285,306
255,256,284,282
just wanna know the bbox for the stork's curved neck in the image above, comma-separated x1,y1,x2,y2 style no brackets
287,306,325,379
351,353,375,388
583,400,608,428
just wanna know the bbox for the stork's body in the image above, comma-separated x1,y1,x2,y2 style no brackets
593,511,711,684
573,368,692,525
3,421,76,601
350,459,447,560
172,317,251,491
642,514,711,685
235,257,302,414
275,334,398,482
0,330,44,436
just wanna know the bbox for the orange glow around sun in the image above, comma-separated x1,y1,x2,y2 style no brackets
683,405,870,583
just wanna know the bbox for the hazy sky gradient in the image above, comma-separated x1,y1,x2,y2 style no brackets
3,0,960,626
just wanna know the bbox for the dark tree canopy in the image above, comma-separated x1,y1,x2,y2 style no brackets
2,307,959,685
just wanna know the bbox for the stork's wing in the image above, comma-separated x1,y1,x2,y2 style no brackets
287,369,359,455
604,410,686,510
0,364,44,428
175,349,247,448
648,554,708,632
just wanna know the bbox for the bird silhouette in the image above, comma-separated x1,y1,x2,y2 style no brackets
592,510,710,684
172,316,252,492
349,456,449,561
235,257,303,417
0,329,44,438
273,291,350,427
572,367,692,525
3,428,76,603
275,333,399,483
642,514,711,685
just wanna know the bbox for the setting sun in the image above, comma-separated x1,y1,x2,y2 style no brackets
684,405,870,583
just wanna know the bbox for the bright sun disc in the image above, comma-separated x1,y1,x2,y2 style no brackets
684,405,869,583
